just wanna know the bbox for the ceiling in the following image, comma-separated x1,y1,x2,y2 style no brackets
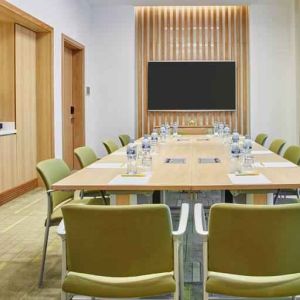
87,0,263,7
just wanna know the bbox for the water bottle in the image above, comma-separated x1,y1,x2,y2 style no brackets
172,122,178,136
165,122,170,136
213,122,219,136
218,122,225,136
243,135,252,154
126,142,137,174
160,124,166,143
230,142,242,173
142,137,152,172
232,131,240,143
151,131,159,153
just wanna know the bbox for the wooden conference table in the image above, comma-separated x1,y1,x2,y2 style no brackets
53,135,300,205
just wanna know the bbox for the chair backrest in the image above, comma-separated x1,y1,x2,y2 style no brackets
283,145,300,165
208,203,300,276
74,146,98,168
102,139,119,154
37,159,73,209
268,139,286,155
118,134,131,147
62,204,174,277
255,133,268,146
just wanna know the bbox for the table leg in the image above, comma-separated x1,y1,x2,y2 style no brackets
109,194,137,205
246,193,274,205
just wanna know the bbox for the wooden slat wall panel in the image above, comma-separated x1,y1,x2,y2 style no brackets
136,6,249,136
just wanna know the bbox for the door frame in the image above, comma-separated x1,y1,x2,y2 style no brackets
61,34,85,169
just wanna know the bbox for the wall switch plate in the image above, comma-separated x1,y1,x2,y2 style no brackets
86,86,90,96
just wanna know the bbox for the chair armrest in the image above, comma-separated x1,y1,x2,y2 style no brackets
57,220,65,238
172,203,189,238
194,203,208,242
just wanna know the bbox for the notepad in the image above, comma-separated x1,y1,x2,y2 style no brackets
165,158,186,164
260,162,297,168
251,150,272,155
198,157,221,164
228,173,271,185
87,163,126,169
108,174,151,185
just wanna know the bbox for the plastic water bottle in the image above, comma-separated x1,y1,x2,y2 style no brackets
151,131,159,153
232,131,240,143
230,142,242,173
165,122,170,136
160,124,166,143
218,122,225,136
142,137,152,172
126,142,137,174
172,122,178,136
213,122,219,136
243,135,252,154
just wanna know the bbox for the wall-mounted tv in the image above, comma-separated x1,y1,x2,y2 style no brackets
148,61,236,111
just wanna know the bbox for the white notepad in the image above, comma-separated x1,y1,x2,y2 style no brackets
108,174,151,185
87,163,126,169
228,173,271,185
261,162,297,168
251,150,272,155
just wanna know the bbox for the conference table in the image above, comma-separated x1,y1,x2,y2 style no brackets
52,135,300,205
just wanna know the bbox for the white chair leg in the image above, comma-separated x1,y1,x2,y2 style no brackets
38,221,50,287
203,291,209,300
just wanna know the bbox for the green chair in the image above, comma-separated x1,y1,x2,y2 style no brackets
36,159,100,287
269,138,286,155
276,145,300,201
283,145,300,165
195,203,300,300
255,133,268,146
102,139,119,154
74,146,109,205
58,203,189,300
119,134,131,147
74,146,98,168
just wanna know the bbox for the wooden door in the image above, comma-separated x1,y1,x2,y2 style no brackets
62,35,85,169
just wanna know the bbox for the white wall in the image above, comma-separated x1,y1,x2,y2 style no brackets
8,0,92,158
88,5,135,156
249,0,297,148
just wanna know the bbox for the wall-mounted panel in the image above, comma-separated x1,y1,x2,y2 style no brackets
136,6,249,136
0,22,15,121
15,24,37,183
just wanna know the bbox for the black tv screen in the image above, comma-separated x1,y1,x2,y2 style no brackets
148,61,236,110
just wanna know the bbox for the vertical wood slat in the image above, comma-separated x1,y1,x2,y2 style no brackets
136,6,249,137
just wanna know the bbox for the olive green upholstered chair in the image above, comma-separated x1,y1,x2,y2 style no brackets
275,145,300,201
102,139,119,154
74,146,98,168
74,146,109,205
118,134,131,147
195,203,300,300
36,159,100,287
255,133,268,146
283,145,300,165
269,138,286,155
58,203,189,300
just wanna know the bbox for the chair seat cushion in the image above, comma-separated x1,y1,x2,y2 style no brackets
206,271,300,297
49,197,104,225
62,271,176,298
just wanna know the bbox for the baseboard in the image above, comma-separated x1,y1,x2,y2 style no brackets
0,178,38,206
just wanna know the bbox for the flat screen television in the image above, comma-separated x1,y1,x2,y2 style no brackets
147,61,236,111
